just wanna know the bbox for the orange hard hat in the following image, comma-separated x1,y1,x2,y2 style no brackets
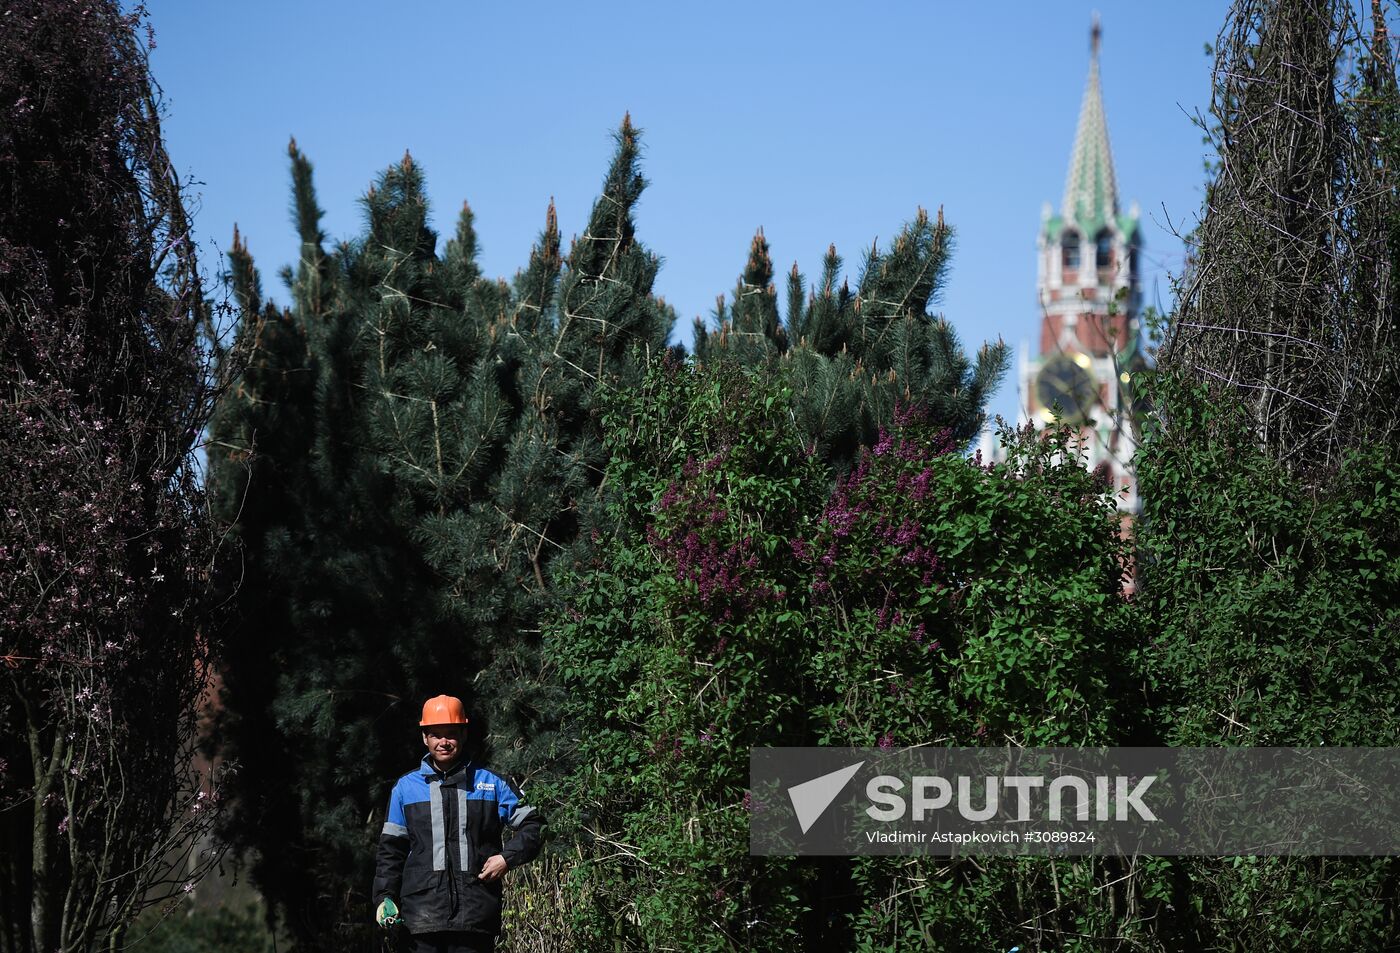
419,695,469,727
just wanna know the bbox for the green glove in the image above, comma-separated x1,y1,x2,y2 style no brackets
375,897,401,929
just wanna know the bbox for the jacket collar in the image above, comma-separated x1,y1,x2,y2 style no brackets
419,752,472,785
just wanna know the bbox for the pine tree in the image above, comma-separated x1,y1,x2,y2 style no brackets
696,207,1008,465
210,142,451,951
209,119,673,947
468,117,677,774
694,227,786,364
543,114,676,465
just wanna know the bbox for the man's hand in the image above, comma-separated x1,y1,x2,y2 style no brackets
375,897,401,929
478,854,508,882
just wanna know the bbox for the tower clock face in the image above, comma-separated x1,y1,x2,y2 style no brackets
1036,353,1098,424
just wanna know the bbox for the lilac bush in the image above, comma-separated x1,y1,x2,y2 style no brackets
548,358,1143,951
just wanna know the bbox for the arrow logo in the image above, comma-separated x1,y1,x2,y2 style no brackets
788,761,865,834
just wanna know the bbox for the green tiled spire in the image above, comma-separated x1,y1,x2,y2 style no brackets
1062,16,1118,232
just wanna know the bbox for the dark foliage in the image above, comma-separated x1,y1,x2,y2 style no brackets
0,3,224,950
207,120,673,951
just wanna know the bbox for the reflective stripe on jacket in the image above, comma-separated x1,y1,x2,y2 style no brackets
372,754,545,935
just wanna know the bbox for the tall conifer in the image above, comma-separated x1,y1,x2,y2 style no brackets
209,120,673,946
210,143,434,945
695,228,786,364
696,207,1007,464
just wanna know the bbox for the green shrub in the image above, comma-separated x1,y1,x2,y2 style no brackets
534,362,1400,952
541,358,1152,951
1134,380,1400,950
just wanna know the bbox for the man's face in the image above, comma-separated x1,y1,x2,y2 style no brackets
422,724,465,769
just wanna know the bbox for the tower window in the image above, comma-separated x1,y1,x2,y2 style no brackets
1061,231,1081,271
1096,230,1113,271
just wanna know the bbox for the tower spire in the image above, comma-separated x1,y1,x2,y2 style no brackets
1062,13,1118,230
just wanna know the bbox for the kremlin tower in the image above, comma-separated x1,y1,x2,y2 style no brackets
993,17,1146,515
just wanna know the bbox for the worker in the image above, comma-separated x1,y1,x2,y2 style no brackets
371,694,546,953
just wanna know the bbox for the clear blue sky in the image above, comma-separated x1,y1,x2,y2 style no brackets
144,1,1227,423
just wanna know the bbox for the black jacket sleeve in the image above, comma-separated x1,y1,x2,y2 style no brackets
497,776,545,869
371,783,409,903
